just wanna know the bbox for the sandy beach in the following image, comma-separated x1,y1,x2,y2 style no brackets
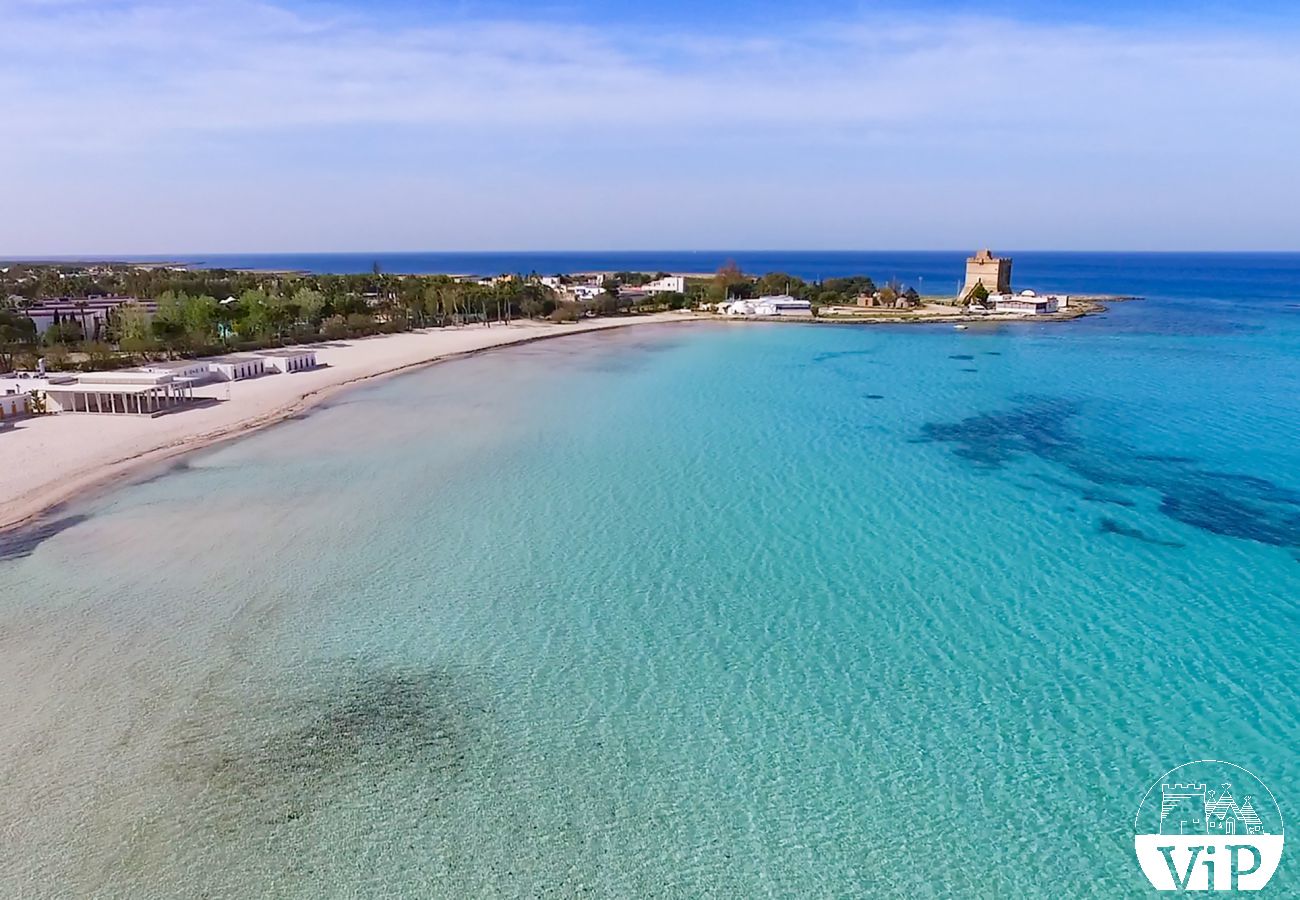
0,313,697,533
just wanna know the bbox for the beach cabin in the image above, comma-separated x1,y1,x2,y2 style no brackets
756,295,813,317
726,295,813,317
206,355,267,381
0,393,28,420
139,359,213,383
43,371,197,415
991,291,1060,315
257,349,318,374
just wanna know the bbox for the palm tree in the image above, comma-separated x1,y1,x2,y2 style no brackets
75,300,89,341
442,285,463,326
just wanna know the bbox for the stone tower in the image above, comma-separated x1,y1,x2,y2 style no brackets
962,248,1012,299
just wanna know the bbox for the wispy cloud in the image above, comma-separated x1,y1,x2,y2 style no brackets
3,0,1299,251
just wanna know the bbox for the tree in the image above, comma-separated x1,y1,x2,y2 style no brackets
322,315,350,339
755,272,807,298
44,320,84,345
292,288,327,329
710,260,750,303
0,309,37,371
548,303,580,323
235,289,273,340
114,302,155,353
434,284,463,325
602,281,620,304
966,282,989,307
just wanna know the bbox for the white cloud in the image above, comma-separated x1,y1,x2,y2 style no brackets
2,0,1299,251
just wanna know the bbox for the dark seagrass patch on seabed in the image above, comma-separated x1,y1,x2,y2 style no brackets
164,659,483,833
127,458,194,488
1082,491,1137,508
918,395,1300,551
1099,517,1185,549
0,513,90,561
812,348,877,364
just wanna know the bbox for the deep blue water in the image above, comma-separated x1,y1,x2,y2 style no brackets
23,248,1300,294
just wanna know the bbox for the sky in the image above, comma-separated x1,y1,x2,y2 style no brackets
3,0,1300,253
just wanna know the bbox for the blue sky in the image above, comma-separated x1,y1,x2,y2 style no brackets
4,0,1299,253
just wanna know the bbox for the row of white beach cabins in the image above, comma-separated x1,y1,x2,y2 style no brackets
0,348,318,420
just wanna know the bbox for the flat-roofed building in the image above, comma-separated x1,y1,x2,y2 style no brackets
723,295,814,317
206,355,267,381
139,360,213,383
257,348,318,373
43,370,198,415
990,290,1061,315
24,297,155,337
0,393,28,420
643,275,686,294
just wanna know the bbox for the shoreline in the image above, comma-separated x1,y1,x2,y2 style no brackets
0,314,699,536
0,298,1127,536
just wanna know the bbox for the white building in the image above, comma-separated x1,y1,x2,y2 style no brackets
643,275,686,295
257,348,318,373
22,297,155,336
990,290,1063,315
139,359,213,383
205,355,267,381
572,284,604,301
0,372,72,395
0,393,28,420
43,371,198,415
723,295,813,317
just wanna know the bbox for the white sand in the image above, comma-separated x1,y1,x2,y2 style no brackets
0,314,697,531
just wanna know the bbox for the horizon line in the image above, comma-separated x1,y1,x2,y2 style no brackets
7,248,1300,260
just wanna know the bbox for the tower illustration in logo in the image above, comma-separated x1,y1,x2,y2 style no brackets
1136,761,1284,891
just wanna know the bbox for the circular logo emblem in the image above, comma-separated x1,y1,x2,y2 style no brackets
1135,760,1284,891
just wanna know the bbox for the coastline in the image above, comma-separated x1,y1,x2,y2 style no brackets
0,298,1127,536
0,313,698,536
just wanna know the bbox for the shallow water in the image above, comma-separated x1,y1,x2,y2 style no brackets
2,256,1299,897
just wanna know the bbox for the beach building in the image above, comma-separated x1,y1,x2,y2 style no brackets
0,393,28,420
962,249,1012,300
43,371,197,415
140,360,213,383
643,275,686,295
23,296,154,337
1,373,60,395
757,295,813,316
722,295,814,317
257,348,318,373
206,355,267,381
990,290,1061,314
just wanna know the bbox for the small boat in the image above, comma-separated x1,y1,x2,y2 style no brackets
953,324,968,330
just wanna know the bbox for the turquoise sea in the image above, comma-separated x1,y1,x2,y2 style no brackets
2,253,1299,897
